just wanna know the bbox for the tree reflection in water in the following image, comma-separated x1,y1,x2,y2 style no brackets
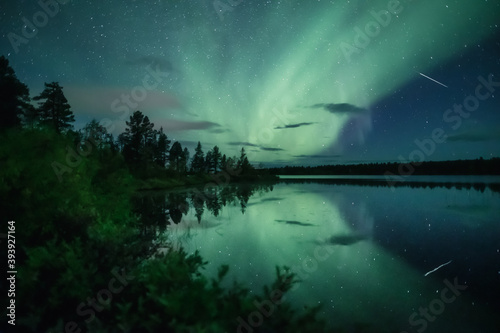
132,182,275,236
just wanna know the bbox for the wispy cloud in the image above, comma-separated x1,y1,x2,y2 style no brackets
447,129,500,142
209,128,231,134
65,85,181,117
261,147,285,151
155,120,220,132
227,141,260,147
311,103,368,114
293,154,341,159
275,122,316,129
227,141,284,152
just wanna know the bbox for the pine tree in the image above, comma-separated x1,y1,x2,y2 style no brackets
191,141,205,173
169,141,183,171
33,82,75,133
212,145,222,172
154,127,171,168
205,150,214,173
121,110,155,168
181,147,190,174
0,55,31,130
220,154,227,171
238,147,253,174
226,156,236,171
141,116,156,164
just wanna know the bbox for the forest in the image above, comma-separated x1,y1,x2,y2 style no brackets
0,55,328,332
0,54,270,187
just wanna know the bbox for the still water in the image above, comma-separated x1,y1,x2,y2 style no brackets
138,177,500,332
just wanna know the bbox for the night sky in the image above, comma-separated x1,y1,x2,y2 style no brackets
1,0,499,166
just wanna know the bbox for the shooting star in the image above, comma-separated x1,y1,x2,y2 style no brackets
424,260,452,277
417,72,448,88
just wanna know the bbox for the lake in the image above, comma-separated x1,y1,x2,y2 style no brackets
137,176,500,332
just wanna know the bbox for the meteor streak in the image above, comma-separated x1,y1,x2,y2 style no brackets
418,72,449,88
424,260,452,277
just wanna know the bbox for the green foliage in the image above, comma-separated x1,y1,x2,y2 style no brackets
0,128,138,330
81,119,116,152
0,61,324,332
0,127,328,332
104,252,328,333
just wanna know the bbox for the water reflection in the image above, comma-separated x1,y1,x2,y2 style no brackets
281,176,500,194
132,182,275,231
134,179,500,332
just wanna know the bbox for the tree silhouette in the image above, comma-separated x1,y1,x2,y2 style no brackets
191,141,205,173
81,119,114,150
211,145,222,172
221,154,227,171
154,127,171,168
205,149,213,173
237,147,253,174
268,158,500,177
0,55,31,130
169,141,183,172
181,147,190,173
33,82,74,133
121,110,155,169
226,156,236,171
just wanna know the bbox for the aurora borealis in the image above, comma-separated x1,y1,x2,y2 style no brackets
1,0,499,166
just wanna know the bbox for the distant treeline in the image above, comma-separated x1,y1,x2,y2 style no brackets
268,158,500,176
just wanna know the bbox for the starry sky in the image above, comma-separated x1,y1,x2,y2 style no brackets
1,0,499,166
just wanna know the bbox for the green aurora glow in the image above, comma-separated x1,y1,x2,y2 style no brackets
1,0,499,164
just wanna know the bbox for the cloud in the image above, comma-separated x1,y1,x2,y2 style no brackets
155,120,220,132
311,103,368,114
209,128,231,134
227,142,284,152
227,141,259,147
275,122,316,129
64,85,181,117
260,147,285,151
293,154,341,159
447,130,500,142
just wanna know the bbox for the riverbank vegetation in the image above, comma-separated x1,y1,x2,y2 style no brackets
0,55,325,332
